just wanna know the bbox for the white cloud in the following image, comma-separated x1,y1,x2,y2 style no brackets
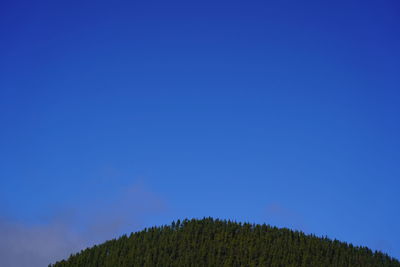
0,182,168,267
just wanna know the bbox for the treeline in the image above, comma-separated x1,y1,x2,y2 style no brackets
50,217,399,267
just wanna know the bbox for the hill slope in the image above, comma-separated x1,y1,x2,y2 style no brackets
50,218,399,267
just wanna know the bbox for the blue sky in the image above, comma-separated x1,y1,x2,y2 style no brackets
1,0,400,266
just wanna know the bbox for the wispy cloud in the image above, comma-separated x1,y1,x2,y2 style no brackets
0,218,83,267
264,202,308,232
0,182,168,267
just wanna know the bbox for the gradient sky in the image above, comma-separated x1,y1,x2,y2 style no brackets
1,0,400,266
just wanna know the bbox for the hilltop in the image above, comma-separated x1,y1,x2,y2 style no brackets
50,218,399,267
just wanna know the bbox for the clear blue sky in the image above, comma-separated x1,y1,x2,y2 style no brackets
1,0,399,266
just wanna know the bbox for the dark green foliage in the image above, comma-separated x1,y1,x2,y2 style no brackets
50,218,399,267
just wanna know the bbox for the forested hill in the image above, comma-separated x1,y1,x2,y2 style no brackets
50,218,399,267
